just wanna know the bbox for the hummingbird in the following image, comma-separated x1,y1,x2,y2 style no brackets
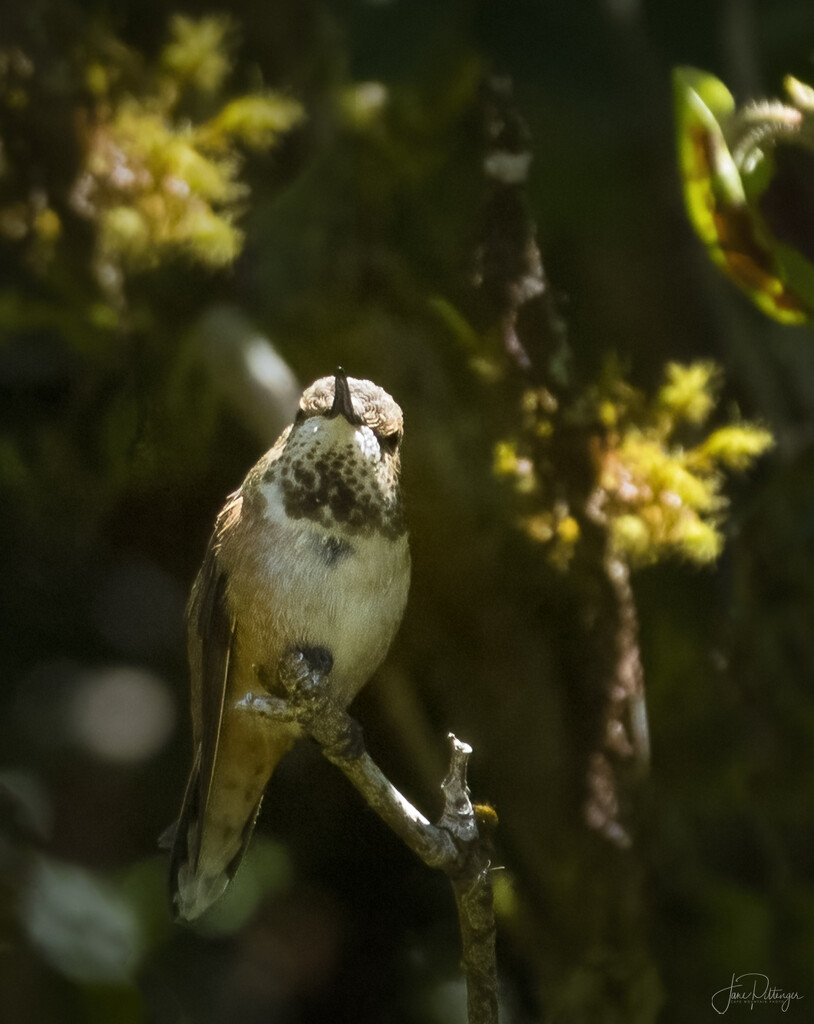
168,369,411,921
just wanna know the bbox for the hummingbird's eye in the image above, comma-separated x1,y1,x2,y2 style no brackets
379,430,401,454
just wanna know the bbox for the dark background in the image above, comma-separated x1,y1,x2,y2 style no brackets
2,1,814,1021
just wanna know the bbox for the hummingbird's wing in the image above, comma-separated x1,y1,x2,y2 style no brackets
190,500,239,818
169,494,242,916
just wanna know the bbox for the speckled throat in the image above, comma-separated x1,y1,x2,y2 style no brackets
266,432,405,540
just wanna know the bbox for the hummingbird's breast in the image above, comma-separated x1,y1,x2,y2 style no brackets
225,466,409,707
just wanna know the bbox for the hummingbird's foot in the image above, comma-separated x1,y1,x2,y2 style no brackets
297,645,334,677
275,646,366,763
235,647,332,725
278,645,334,699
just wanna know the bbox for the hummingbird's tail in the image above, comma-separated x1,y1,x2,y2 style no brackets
168,727,294,921
167,749,259,921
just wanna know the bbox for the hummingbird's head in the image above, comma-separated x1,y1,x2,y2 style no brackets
265,369,406,538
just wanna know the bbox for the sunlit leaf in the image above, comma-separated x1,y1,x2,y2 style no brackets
673,67,809,324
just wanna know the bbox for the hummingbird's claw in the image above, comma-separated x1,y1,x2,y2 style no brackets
277,645,334,698
296,645,334,677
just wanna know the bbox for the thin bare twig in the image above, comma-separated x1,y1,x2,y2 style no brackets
242,651,500,1024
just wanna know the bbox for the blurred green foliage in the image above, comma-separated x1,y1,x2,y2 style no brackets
1,2,814,1024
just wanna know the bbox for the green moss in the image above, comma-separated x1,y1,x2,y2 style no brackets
656,361,719,425
160,15,234,94
498,361,773,568
69,15,304,283
691,425,774,471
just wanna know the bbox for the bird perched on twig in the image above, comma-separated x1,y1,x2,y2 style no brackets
167,369,411,921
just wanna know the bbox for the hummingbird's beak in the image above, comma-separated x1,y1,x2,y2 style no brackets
330,367,361,425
